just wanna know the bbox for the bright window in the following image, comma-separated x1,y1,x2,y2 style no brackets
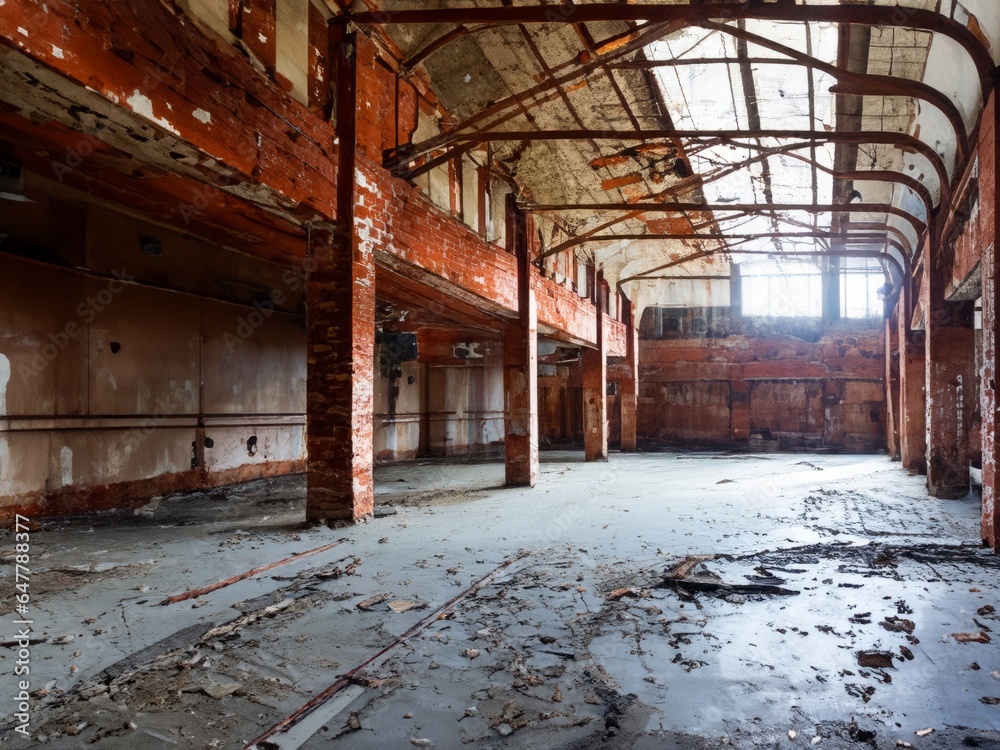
841,259,886,320
741,259,822,318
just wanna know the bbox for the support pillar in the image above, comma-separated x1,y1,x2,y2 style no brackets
619,296,638,452
984,244,999,545
504,195,538,486
583,272,608,462
885,313,900,460
924,238,975,498
898,297,926,472
981,86,1000,547
306,24,375,524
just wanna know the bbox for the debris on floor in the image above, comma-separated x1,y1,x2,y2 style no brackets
3,453,1000,749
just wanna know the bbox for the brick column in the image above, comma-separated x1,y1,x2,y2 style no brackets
981,87,1000,547
306,24,375,524
924,237,975,498
583,272,608,462
898,301,926,472
504,195,538,486
885,314,900,460
619,296,638,452
984,245,999,545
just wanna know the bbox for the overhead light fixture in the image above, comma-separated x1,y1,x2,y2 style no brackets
0,158,33,203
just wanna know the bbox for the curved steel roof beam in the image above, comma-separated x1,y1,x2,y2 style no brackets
524,202,927,238
535,144,931,262
355,4,993,102
395,130,950,208
695,19,969,165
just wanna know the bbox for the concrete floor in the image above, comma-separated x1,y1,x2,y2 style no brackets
3,452,1000,749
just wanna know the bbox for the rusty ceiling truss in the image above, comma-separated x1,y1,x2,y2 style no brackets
349,2,992,292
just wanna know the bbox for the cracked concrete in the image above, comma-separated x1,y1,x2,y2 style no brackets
2,452,999,749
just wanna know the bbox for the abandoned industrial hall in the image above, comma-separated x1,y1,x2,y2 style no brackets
7,0,1000,747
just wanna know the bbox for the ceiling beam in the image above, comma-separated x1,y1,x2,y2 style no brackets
524,202,926,235
557,232,895,246
696,18,969,164
391,131,950,206
353,4,992,99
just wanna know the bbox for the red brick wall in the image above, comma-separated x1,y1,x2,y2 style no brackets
639,332,886,451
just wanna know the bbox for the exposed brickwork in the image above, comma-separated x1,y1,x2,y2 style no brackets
537,274,603,347
619,304,639,452
884,317,901,460
306,223,376,523
504,198,539,485
639,333,885,451
239,0,277,74
923,233,976,498
603,317,628,358
981,88,1000,546
583,313,608,462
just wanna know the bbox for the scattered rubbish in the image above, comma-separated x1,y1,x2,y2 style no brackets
845,684,876,703
462,648,481,659
952,631,991,644
409,738,435,747
880,617,915,634
915,728,935,737
978,605,996,616
160,542,342,605
387,600,425,613
608,587,647,601
788,730,797,739
243,555,527,749
849,612,872,624
357,593,394,611
745,574,787,586
848,722,876,742
899,646,914,661
980,697,1000,705
665,555,718,580
856,650,894,669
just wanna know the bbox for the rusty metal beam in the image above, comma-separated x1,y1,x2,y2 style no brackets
622,249,909,298
535,144,930,262
353,4,992,100
524,202,926,236
695,18,969,164
404,24,504,69
394,131,950,207
385,21,680,171
560,232,896,246
712,142,935,229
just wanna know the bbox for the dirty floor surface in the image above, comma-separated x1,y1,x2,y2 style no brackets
2,452,1000,749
